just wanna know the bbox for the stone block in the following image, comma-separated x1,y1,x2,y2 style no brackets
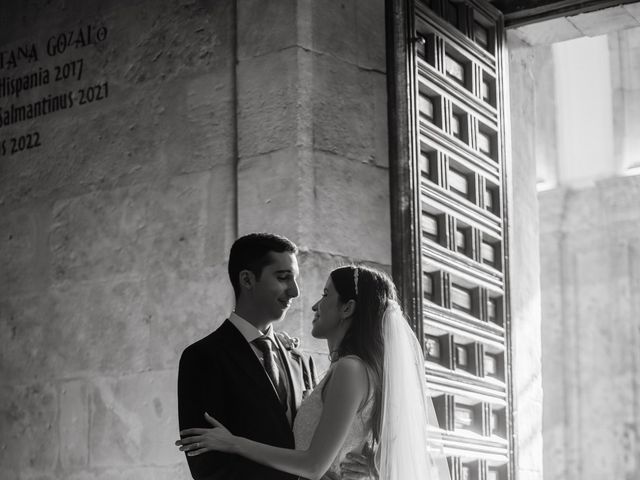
60,379,90,471
312,53,385,163
513,399,543,472
104,0,234,87
510,17,582,46
237,48,304,158
516,469,544,480
620,23,640,49
538,188,568,234
561,188,603,235
577,374,622,475
50,279,149,376
163,70,236,176
355,0,386,72
49,186,150,283
0,75,178,202
141,172,214,278
237,146,309,241
568,6,639,37
543,424,567,480
142,264,234,370
0,294,58,383
146,227,208,280
140,173,211,234
0,207,46,298
0,0,147,46
597,176,640,225
508,43,536,185
624,2,640,23
311,0,358,63
66,464,190,480
0,0,235,207
0,469,18,480
204,164,237,268
239,147,391,263
621,90,640,164
49,172,213,283
572,245,614,365
311,0,386,72
0,382,58,472
532,45,558,186
237,0,298,59
372,73,389,169
304,151,391,264
26,85,171,203
89,371,181,467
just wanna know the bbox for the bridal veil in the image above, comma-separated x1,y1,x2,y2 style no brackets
375,300,452,480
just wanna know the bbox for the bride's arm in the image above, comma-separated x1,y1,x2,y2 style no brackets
179,357,368,480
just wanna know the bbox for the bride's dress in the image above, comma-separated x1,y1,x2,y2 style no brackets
292,356,375,480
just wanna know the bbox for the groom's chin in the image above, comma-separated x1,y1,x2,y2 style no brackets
270,311,287,322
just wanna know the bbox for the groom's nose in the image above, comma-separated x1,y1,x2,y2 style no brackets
287,279,300,299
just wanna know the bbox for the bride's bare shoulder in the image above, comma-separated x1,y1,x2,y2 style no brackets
330,356,368,383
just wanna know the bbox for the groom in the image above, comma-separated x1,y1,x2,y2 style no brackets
178,233,373,479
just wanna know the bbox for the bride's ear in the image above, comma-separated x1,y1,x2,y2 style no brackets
341,299,356,319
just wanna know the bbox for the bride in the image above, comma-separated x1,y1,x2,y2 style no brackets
176,265,451,480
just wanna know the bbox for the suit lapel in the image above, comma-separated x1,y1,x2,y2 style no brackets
218,321,290,432
273,334,303,417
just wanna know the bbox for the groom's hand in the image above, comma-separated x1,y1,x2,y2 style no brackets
339,452,377,480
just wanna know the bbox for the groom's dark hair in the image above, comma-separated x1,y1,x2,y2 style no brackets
228,233,298,299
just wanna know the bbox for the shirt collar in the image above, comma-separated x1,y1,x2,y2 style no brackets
229,312,275,344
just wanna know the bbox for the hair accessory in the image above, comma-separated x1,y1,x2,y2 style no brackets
353,266,359,296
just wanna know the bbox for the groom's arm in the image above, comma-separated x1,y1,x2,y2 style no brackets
178,346,255,479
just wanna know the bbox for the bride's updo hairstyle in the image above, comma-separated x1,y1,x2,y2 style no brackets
330,265,397,441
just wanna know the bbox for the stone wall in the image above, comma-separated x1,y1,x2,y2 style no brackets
0,1,236,478
510,17,640,480
539,177,640,480
0,0,389,478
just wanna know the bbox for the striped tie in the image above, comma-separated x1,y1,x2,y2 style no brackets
253,337,288,410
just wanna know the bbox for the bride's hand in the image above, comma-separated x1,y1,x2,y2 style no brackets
175,413,237,456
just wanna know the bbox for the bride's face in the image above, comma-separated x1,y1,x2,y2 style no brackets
311,277,344,339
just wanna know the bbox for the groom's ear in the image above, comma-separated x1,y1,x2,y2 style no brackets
239,270,256,291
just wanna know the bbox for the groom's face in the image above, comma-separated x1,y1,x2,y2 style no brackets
252,251,300,321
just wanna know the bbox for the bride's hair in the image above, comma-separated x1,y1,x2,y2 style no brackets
330,265,397,442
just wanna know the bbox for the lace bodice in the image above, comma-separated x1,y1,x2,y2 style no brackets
292,357,375,480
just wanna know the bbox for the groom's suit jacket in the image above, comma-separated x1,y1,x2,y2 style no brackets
178,319,318,480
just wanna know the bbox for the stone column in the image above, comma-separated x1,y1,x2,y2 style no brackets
235,0,390,367
507,30,545,480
